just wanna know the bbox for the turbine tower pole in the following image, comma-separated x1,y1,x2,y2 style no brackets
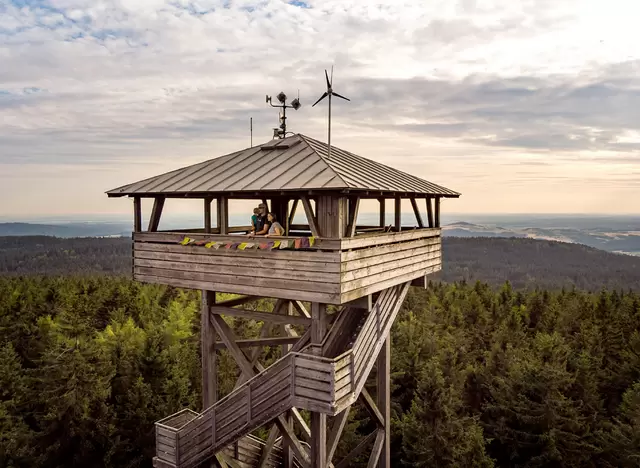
312,66,350,160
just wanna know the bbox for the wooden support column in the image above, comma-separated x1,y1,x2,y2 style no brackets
287,199,299,236
217,196,229,235
410,197,424,228
310,302,328,468
378,198,385,228
133,196,142,232
148,196,165,232
346,196,360,238
426,196,434,228
394,196,401,232
377,337,390,468
204,197,213,233
301,196,321,237
201,290,217,409
435,196,441,228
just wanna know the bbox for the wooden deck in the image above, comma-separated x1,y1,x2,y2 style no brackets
133,228,440,305
153,283,410,468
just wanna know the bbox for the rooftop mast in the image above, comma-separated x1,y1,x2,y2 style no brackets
312,66,350,159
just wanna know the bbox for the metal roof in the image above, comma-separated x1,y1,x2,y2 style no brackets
106,134,460,198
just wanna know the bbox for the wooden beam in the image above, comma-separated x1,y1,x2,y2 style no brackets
291,300,311,319
217,196,229,235
257,425,280,468
204,197,213,233
360,389,384,428
426,196,434,228
378,198,385,228
213,336,300,350
210,314,254,377
215,295,261,308
148,196,165,232
327,407,350,463
394,196,401,232
377,337,390,468
410,197,424,228
335,430,377,468
311,303,327,346
300,196,321,238
202,291,217,409
133,196,142,232
210,306,312,326
346,197,360,238
287,199,299,236
311,413,327,468
367,430,385,468
434,196,441,228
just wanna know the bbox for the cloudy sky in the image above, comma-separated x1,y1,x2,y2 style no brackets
1,0,639,220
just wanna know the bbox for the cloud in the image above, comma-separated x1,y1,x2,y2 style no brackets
0,0,639,216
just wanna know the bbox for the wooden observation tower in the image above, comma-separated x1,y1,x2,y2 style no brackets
107,133,459,468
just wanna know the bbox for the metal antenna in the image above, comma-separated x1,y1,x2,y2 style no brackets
250,117,253,147
312,65,350,159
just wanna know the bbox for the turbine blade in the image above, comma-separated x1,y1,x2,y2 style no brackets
332,92,351,101
325,69,331,88
312,92,328,107
330,65,334,84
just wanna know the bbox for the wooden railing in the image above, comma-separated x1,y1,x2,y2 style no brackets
153,282,413,468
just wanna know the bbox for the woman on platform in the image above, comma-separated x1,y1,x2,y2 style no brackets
265,213,284,237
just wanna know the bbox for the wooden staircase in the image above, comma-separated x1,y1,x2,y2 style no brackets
153,282,411,468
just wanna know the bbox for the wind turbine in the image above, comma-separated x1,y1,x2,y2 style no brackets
312,66,350,159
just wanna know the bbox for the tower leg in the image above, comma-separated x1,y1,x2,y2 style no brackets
201,290,218,468
377,336,391,468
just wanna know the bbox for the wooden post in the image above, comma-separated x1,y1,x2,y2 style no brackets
394,196,401,232
310,301,328,468
204,197,213,233
378,198,385,228
201,290,217,409
377,336,390,468
148,196,165,232
217,196,228,235
434,196,441,228
133,197,142,232
346,196,360,238
410,197,424,228
287,199,299,236
426,196,434,228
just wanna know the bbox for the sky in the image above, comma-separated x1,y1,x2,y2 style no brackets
1,0,639,220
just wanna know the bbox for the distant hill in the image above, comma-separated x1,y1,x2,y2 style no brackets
0,222,130,237
2,235,640,291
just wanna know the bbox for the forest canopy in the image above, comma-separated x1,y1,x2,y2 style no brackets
1,275,639,467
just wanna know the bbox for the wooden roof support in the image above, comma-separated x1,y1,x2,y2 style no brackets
434,196,441,228
148,196,165,232
426,196,434,228
378,198,385,228
300,196,321,238
394,196,401,232
210,306,312,326
133,196,142,232
217,196,229,235
204,197,213,234
346,196,360,238
410,197,424,228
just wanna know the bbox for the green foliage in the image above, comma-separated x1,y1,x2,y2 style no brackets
1,275,640,467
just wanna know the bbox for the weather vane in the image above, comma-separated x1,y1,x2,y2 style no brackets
266,91,301,139
312,66,350,159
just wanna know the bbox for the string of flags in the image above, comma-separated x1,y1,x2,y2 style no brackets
178,236,316,250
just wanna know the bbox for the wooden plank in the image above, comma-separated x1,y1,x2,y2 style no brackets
135,257,339,284
341,251,441,283
327,407,350,463
341,241,440,271
361,389,385,428
216,295,262,308
340,265,439,303
135,267,340,295
434,196,441,228
135,250,340,274
377,337,390,468
257,426,279,468
137,273,340,304
296,377,332,393
295,385,333,404
342,258,439,294
410,197,424,228
378,198,385,228
300,196,321,238
311,303,327,347
211,306,311,326
426,196,434,228
214,336,300,350
339,228,441,251
134,236,341,260
133,196,142,232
